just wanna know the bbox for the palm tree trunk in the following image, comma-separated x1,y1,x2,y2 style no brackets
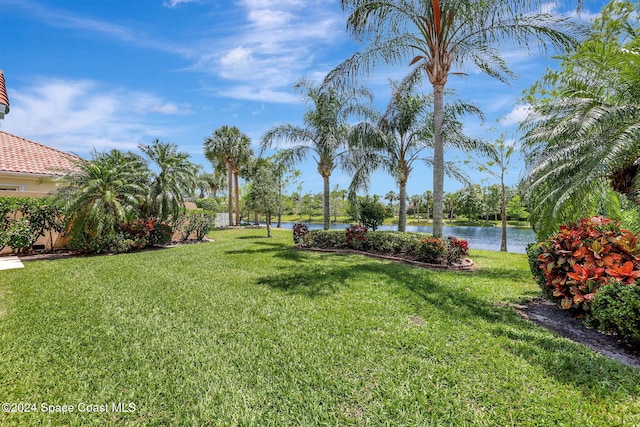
432,83,445,238
398,181,407,232
227,161,234,226
500,173,507,252
323,174,330,230
234,171,240,226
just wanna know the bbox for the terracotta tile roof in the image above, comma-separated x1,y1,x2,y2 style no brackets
0,131,81,176
0,70,9,118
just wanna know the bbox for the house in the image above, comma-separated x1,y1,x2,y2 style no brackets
0,130,80,198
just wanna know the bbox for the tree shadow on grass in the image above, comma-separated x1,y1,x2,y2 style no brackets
255,255,640,395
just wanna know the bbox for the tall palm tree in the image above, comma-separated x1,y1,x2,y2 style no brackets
232,142,254,225
204,126,252,226
54,149,149,240
346,79,483,231
261,78,372,230
521,0,640,238
139,139,198,222
328,0,581,237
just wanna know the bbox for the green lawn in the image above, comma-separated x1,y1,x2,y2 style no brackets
1,228,638,426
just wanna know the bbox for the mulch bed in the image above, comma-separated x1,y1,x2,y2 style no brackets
516,298,640,369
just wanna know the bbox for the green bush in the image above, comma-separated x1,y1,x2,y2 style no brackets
527,242,549,297
298,229,467,266
306,230,348,249
0,197,64,253
194,198,219,212
353,196,392,230
414,238,447,264
69,232,145,255
149,221,173,245
178,212,215,241
590,282,640,346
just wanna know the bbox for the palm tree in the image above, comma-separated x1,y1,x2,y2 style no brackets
328,0,581,237
411,194,422,221
232,142,254,225
423,190,433,221
54,149,149,240
139,139,198,222
444,191,458,221
261,78,372,230
384,190,398,209
204,126,252,226
346,79,482,231
521,1,640,238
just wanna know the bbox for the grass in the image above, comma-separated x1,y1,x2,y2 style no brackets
0,228,638,426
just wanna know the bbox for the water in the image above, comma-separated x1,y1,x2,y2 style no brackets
275,221,536,254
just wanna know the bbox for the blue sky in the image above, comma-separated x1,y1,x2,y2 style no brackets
0,0,604,197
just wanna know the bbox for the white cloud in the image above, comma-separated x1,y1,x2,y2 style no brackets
163,0,200,8
189,0,345,102
500,104,537,126
2,78,190,155
217,85,299,104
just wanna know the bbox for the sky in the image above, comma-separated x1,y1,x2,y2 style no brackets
0,0,606,197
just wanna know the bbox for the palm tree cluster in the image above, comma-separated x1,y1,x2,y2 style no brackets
325,0,581,237
260,79,372,230
204,125,253,226
55,140,198,245
521,0,640,237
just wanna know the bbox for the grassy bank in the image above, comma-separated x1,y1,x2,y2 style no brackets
0,228,638,426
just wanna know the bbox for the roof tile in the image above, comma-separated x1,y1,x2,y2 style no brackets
0,131,81,176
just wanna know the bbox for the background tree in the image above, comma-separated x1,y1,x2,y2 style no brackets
261,78,372,230
204,126,252,226
384,190,398,212
347,79,481,231
521,0,640,237
410,194,422,221
140,139,198,222
456,184,484,221
245,159,279,237
328,0,581,237
423,190,433,222
480,138,515,251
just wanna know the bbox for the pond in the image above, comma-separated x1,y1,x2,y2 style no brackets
276,222,536,254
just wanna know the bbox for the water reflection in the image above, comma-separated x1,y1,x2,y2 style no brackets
276,222,535,254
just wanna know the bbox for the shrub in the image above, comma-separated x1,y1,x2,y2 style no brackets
178,213,215,241
414,238,447,264
353,196,392,230
345,224,368,250
527,242,549,297
297,229,467,266
590,281,640,345
69,232,145,255
0,197,64,253
292,223,310,246
532,216,640,312
447,237,469,264
148,220,173,246
306,230,347,249
194,198,219,212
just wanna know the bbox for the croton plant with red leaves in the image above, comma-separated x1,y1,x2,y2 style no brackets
534,216,640,311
